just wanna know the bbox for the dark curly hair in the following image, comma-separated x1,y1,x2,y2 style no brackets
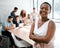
40,2,51,10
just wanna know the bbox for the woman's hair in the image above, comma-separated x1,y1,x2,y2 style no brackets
20,10,26,18
20,10,24,16
40,2,51,10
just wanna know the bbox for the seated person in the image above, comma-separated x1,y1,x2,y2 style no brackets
13,15,22,27
1,16,15,48
20,10,27,26
26,14,33,25
20,10,32,26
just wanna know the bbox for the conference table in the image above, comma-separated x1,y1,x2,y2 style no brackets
8,23,35,47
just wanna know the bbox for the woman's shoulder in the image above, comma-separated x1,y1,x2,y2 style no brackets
48,20,55,27
49,20,55,24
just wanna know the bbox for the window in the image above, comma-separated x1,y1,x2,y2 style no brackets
54,0,60,19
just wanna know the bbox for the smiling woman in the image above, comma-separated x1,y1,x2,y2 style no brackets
29,2,56,48
37,0,52,19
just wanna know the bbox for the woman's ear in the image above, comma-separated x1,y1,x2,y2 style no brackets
48,10,51,14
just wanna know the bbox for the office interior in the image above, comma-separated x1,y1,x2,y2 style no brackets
0,0,60,48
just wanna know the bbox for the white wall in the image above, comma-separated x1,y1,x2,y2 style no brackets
0,0,33,23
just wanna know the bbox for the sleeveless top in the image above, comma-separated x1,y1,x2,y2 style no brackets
34,19,50,36
33,18,54,48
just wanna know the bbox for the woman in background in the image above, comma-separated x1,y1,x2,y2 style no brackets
29,2,55,48
20,10,27,26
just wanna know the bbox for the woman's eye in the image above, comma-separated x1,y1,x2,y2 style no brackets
41,7,48,10
41,8,43,9
45,8,48,10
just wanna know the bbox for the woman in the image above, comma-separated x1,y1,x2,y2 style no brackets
20,10,27,26
29,2,55,48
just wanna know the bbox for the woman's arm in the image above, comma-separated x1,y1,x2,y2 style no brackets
29,22,36,40
30,21,55,44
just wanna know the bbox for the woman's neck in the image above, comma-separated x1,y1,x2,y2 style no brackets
41,17,49,22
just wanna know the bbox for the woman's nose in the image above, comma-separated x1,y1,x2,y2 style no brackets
42,8,46,11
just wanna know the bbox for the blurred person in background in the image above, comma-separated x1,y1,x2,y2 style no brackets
20,10,27,26
1,16,15,48
26,14,33,25
31,8,37,22
10,7,18,22
13,15,22,27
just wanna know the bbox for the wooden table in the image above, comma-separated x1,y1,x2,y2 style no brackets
8,25,35,45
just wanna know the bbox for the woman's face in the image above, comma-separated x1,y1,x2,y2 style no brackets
22,10,26,18
23,10,26,16
40,4,51,18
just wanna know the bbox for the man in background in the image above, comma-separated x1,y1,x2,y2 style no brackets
10,7,18,22
1,16,15,48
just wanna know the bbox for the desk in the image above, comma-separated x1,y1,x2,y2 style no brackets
8,25,35,45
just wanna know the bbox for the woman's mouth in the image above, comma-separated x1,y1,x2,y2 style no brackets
42,12,46,15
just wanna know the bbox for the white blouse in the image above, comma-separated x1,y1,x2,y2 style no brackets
34,19,50,36
33,17,55,48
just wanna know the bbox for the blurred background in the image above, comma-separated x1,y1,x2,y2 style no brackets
0,0,60,48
